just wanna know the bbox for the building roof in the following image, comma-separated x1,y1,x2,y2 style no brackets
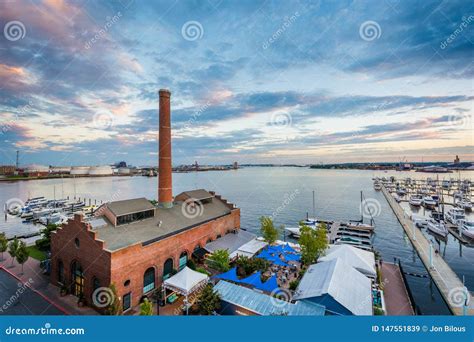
105,197,155,217
319,244,376,278
205,229,256,254
91,195,233,251
229,238,268,259
178,189,213,201
293,258,372,315
214,281,325,316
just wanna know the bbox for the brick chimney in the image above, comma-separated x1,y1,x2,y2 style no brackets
158,89,173,208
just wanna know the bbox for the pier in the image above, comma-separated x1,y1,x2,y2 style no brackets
381,186,473,316
380,262,414,315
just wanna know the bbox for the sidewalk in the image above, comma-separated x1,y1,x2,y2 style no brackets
0,254,98,315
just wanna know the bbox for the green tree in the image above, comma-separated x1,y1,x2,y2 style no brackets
140,298,153,315
35,224,58,251
260,216,280,244
8,237,19,266
0,233,8,261
298,223,328,265
105,283,122,315
15,241,29,274
197,284,221,315
205,249,230,272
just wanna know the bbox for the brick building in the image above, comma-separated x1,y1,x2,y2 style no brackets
50,89,241,313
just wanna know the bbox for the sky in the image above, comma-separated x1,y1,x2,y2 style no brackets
0,0,473,167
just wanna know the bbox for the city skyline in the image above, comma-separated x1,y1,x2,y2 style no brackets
1,0,473,166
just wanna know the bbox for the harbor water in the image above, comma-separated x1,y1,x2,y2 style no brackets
1,167,473,315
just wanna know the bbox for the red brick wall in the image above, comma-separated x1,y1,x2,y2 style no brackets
50,214,111,307
110,208,240,310
50,208,240,312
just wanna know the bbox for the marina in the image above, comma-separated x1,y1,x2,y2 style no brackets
381,184,473,315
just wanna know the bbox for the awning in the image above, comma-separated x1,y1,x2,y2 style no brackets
255,275,279,293
212,267,240,283
162,266,209,296
239,271,264,288
192,247,208,259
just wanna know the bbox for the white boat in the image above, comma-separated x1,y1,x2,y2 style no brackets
396,188,407,196
411,215,428,228
456,199,472,211
442,180,451,189
373,182,382,191
423,196,436,209
409,195,423,207
39,213,68,225
445,208,466,225
346,222,374,231
460,221,474,239
426,219,448,237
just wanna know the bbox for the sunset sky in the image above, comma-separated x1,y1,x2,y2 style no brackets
0,0,473,166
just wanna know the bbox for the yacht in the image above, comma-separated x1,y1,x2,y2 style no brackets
426,219,448,237
411,215,428,228
409,195,423,207
445,208,465,225
456,199,472,211
460,221,474,239
431,195,440,205
373,182,382,191
396,188,407,196
39,213,68,226
430,211,444,222
442,180,451,189
346,221,375,231
423,196,437,209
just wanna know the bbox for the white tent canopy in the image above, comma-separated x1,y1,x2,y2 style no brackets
162,266,209,296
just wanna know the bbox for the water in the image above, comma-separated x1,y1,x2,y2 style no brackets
1,167,473,315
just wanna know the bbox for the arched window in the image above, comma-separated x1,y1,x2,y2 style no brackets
179,251,188,270
92,277,100,291
57,260,64,284
143,267,155,293
71,261,84,297
163,258,173,280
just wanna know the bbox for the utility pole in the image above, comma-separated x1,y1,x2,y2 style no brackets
16,150,19,169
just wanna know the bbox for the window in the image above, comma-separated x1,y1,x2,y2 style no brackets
179,252,188,271
124,280,130,287
57,260,64,284
74,238,80,248
143,267,155,293
92,277,100,291
123,292,131,312
163,258,173,280
71,261,84,297
116,210,154,225
216,234,221,239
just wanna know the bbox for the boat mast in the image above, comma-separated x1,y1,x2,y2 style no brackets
312,190,316,219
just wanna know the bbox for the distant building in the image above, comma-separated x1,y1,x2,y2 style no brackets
0,165,16,175
454,155,460,164
50,166,71,175
24,164,49,177
115,161,127,168
233,161,238,169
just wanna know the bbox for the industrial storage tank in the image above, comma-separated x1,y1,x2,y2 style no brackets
117,167,131,175
70,166,90,176
24,164,49,176
88,165,113,176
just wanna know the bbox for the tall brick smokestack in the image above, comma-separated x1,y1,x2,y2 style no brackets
158,89,173,208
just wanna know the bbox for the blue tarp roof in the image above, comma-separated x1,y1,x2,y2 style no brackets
282,243,297,253
212,267,240,283
255,275,279,293
239,271,264,288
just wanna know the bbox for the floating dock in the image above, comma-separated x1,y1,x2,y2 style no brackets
380,262,414,315
381,186,473,316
